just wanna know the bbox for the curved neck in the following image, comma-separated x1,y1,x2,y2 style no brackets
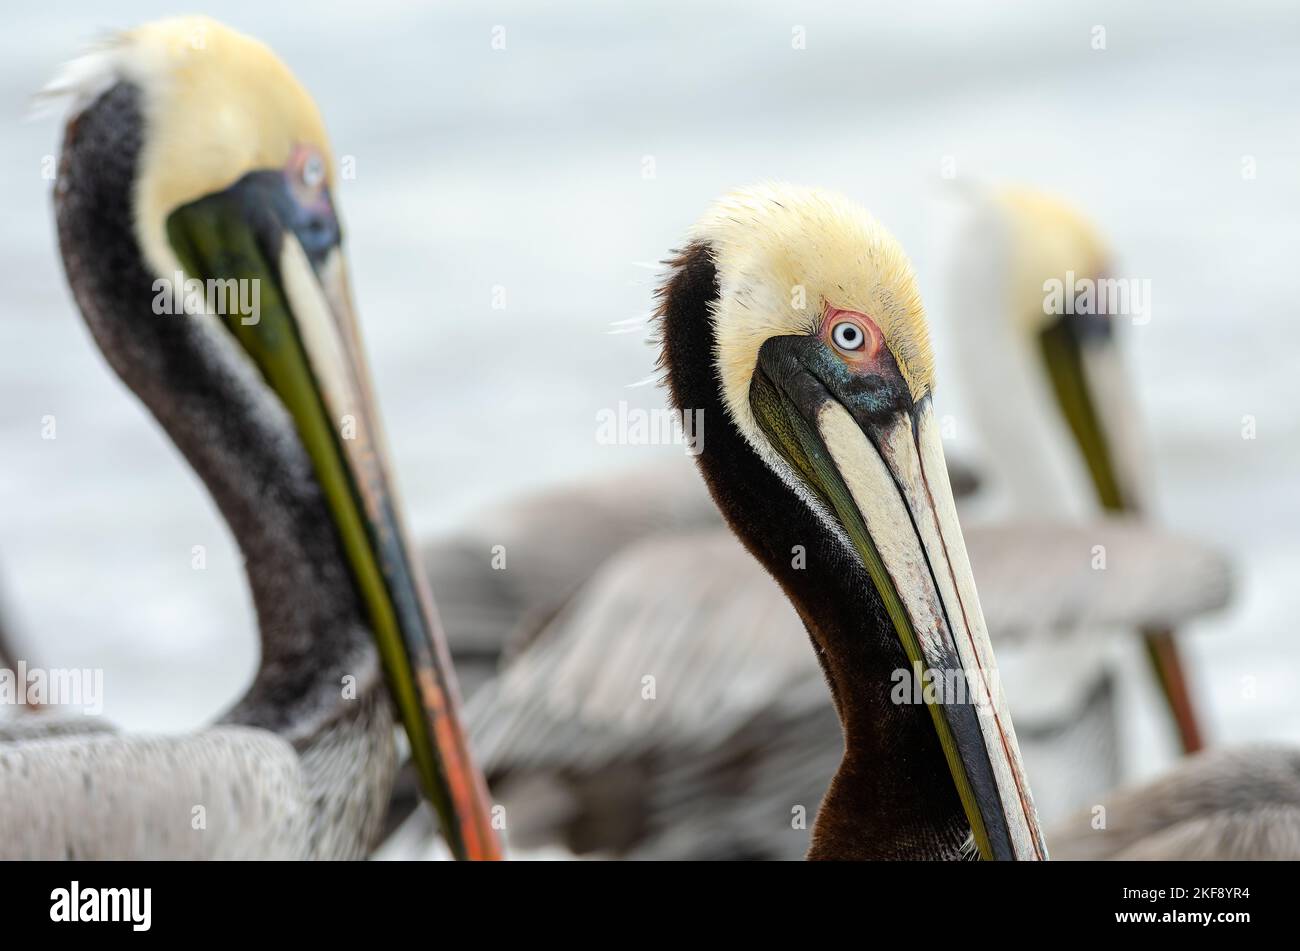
55,81,380,745
659,243,971,859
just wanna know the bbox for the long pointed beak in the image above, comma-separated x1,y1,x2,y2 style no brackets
165,178,501,859
753,338,1047,860
1039,309,1204,754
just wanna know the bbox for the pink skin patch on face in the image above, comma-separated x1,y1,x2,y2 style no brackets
818,304,888,372
286,144,331,213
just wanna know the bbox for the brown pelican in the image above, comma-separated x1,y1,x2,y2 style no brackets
0,18,497,859
646,182,1052,859
389,186,1053,860
946,186,1205,754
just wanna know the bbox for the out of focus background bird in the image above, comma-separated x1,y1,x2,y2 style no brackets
928,184,1214,824
2,17,497,860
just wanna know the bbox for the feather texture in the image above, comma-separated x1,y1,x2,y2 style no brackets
458,518,1229,856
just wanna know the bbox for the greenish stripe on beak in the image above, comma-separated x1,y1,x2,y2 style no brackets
166,193,497,859
1038,315,1205,754
1037,318,1126,511
751,370,1000,860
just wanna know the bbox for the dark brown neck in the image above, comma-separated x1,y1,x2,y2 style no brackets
657,243,971,859
54,81,380,745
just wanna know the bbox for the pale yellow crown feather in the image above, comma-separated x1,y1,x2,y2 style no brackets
46,17,333,278
994,186,1110,330
688,183,933,444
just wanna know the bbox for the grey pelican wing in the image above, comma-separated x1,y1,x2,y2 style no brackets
0,727,311,859
966,518,1233,643
424,459,722,672
466,530,823,855
1047,746,1300,859
0,716,118,744
471,530,813,767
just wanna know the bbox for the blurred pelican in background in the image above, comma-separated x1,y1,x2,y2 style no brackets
0,18,497,860
941,186,1211,803
1048,745,1300,859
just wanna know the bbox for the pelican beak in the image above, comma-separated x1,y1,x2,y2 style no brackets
1039,308,1203,753
1037,309,1143,512
751,336,1047,860
162,168,501,860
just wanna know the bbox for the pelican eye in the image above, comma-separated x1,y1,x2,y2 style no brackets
302,154,326,189
831,321,866,352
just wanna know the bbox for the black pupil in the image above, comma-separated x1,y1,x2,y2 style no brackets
840,325,859,345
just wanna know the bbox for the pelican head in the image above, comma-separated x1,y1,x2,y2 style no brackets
948,185,1147,516
1000,187,1146,512
48,17,497,859
658,184,1046,859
